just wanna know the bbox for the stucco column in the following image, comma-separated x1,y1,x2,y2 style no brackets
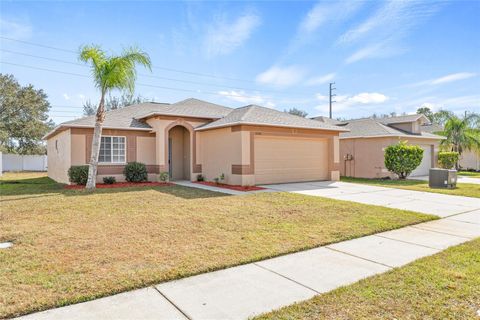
329,135,340,181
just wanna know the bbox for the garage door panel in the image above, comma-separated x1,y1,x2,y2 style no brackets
254,136,329,184
411,145,432,177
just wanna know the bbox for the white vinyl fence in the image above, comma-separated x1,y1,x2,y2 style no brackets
1,152,48,172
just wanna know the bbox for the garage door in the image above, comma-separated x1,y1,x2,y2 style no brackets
254,136,329,184
411,145,432,177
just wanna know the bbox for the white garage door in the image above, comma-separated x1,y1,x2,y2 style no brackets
411,145,432,177
254,136,329,185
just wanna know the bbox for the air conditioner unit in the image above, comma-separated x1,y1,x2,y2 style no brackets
428,168,457,189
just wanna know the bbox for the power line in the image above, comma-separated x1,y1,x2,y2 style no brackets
0,60,279,101
1,48,304,96
0,36,258,83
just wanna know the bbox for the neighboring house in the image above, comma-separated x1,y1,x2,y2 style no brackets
314,114,445,178
44,98,348,185
421,123,480,170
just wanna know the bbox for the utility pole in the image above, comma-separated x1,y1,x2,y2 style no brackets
329,82,336,119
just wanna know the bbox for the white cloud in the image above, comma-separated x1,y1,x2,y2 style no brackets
218,90,275,108
204,12,261,57
77,94,86,101
410,72,478,87
340,1,442,63
315,92,389,112
0,18,32,39
256,65,306,87
305,73,336,86
299,1,362,34
62,93,70,101
430,72,477,85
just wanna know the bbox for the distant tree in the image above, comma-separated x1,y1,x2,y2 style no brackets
286,107,308,118
431,109,454,125
79,45,151,189
83,93,146,116
416,106,434,122
0,74,54,154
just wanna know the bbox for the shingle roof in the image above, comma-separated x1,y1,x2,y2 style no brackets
310,116,342,125
378,114,427,124
135,98,232,120
420,123,444,134
338,118,443,139
196,105,349,132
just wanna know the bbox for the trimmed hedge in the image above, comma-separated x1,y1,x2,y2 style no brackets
103,176,116,184
123,162,148,182
68,165,89,185
384,141,423,179
438,151,459,169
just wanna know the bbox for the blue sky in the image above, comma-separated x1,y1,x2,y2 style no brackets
1,0,479,124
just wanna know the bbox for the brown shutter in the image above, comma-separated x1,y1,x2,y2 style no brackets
85,134,93,163
127,135,136,162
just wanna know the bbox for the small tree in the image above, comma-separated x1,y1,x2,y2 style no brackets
438,152,459,169
384,141,424,179
285,107,308,118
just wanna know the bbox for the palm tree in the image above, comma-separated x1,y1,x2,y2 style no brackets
79,45,151,189
440,113,480,168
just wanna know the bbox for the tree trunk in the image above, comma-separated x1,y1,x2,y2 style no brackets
85,93,106,189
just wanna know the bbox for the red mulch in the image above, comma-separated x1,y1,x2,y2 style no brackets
65,182,172,190
194,181,265,192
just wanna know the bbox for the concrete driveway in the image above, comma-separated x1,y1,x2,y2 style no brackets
262,181,480,218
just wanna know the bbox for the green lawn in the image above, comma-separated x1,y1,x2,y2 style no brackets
459,171,480,178
341,176,480,198
0,173,436,318
257,238,480,320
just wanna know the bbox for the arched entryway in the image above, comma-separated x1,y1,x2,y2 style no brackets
167,125,191,180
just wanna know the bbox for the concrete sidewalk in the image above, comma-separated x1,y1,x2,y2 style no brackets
19,209,480,320
262,181,480,217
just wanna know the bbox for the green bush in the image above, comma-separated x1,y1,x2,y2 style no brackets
196,174,204,182
438,151,459,169
68,165,89,185
384,141,424,179
159,171,169,182
103,176,116,184
123,162,148,182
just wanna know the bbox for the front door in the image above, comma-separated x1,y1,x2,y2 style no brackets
168,138,173,179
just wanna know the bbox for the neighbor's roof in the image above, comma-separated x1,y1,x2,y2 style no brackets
310,116,342,126
420,123,444,134
338,118,444,140
378,114,428,124
196,105,349,132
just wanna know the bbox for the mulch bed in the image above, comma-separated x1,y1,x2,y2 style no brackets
194,181,266,192
65,182,172,190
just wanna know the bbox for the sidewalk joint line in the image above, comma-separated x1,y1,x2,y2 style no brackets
410,226,473,239
324,246,394,269
442,208,480,219
253,263,321,294
153,286,193,320
373,234,443,251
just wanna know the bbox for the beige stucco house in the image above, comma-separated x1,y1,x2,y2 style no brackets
314,114,446,178
44,98,348,186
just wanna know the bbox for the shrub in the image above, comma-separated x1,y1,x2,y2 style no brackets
123,162,148,182
68,165,89,185
103,176,116,184
196,174,205,182
438,151,459,169
159,171,169,182
384,141,423,179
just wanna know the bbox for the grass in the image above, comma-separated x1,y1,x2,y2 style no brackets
0,173,435,318
341,176,480,198
458,171,480,178
257,238,480,320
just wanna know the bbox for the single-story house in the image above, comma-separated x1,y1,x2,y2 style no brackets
421,123,480,170
44,98,348,186
313,114,446,178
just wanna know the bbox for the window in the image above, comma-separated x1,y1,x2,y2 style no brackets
99,136,126,163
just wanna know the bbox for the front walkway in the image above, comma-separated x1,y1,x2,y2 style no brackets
262,181,480,217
